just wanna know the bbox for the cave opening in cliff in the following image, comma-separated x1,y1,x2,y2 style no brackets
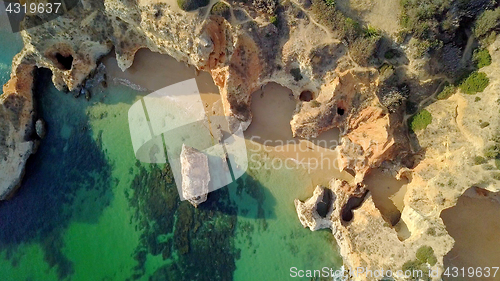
441,187,500,280
337,106,344,115
55,53,73,70
345,168,355,177
340,190,368,223
316,188,333,218
299,90,313,102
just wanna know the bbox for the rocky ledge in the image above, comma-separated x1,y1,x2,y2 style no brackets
0,56,37,200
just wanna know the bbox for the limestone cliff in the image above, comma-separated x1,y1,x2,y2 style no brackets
2,0,499,280
0,56,36,200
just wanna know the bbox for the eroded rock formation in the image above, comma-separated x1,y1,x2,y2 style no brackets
0,58,37,200
180,144,210,207
294,185,335,231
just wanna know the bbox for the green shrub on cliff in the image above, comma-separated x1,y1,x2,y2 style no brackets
473,48,492,68
310,0,380,66
409,109,432,132
177,0,209,11
416,245,437,266
311,0,346,36
474,156,487,165
400,0,451,40
363,25,379,38
349,36,380,66
269,15,278,26
211,2,231,18
436,84,456,100
495,158,500,169
460,72,489,95
484,144,500,159
310,100,321,108
474,7,500,39
325,0,335,6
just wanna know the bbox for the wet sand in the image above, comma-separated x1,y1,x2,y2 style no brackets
246,83,352,187
102,49,223,117
441,188,500,280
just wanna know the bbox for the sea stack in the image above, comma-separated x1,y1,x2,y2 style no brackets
180,144,210,207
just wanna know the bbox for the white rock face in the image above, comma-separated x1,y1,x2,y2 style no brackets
294,186,336,231
180,144,210,207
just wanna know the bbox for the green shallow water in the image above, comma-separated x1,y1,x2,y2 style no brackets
0,30,342,280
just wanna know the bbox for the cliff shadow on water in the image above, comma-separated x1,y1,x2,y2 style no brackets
0,68,114,279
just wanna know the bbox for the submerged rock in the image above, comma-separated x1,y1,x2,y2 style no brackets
35,119,46,139
180,144,210,207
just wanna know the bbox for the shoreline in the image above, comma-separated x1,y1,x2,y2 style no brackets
2,1,500,280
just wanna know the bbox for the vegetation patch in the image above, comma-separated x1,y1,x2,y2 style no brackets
459,72,489,94
177,0,210,11
474,7,500,39
324,0,335,6
480,121,490,128
400,0,452,40
384,49,397,60
310,0,381,65
269,15,278,26
401,246,437,280
363,25,379,38
436,84,456,100
416,245,437,266
484,143,500,159
474,156,487,165
211,2,231,19
290,68,303,81
349,36,380,65
310,100,321,108
409,109,432,132
473,48,492,68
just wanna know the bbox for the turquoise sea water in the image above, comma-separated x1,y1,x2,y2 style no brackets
0,28,23,93
0,29,342,280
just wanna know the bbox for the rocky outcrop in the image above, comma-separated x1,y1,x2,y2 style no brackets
180,144,210,207
297,179,452,280
293,37,500,280
0,59,36,200
291,69,410,179
35,119,46,139
294,186,336,231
